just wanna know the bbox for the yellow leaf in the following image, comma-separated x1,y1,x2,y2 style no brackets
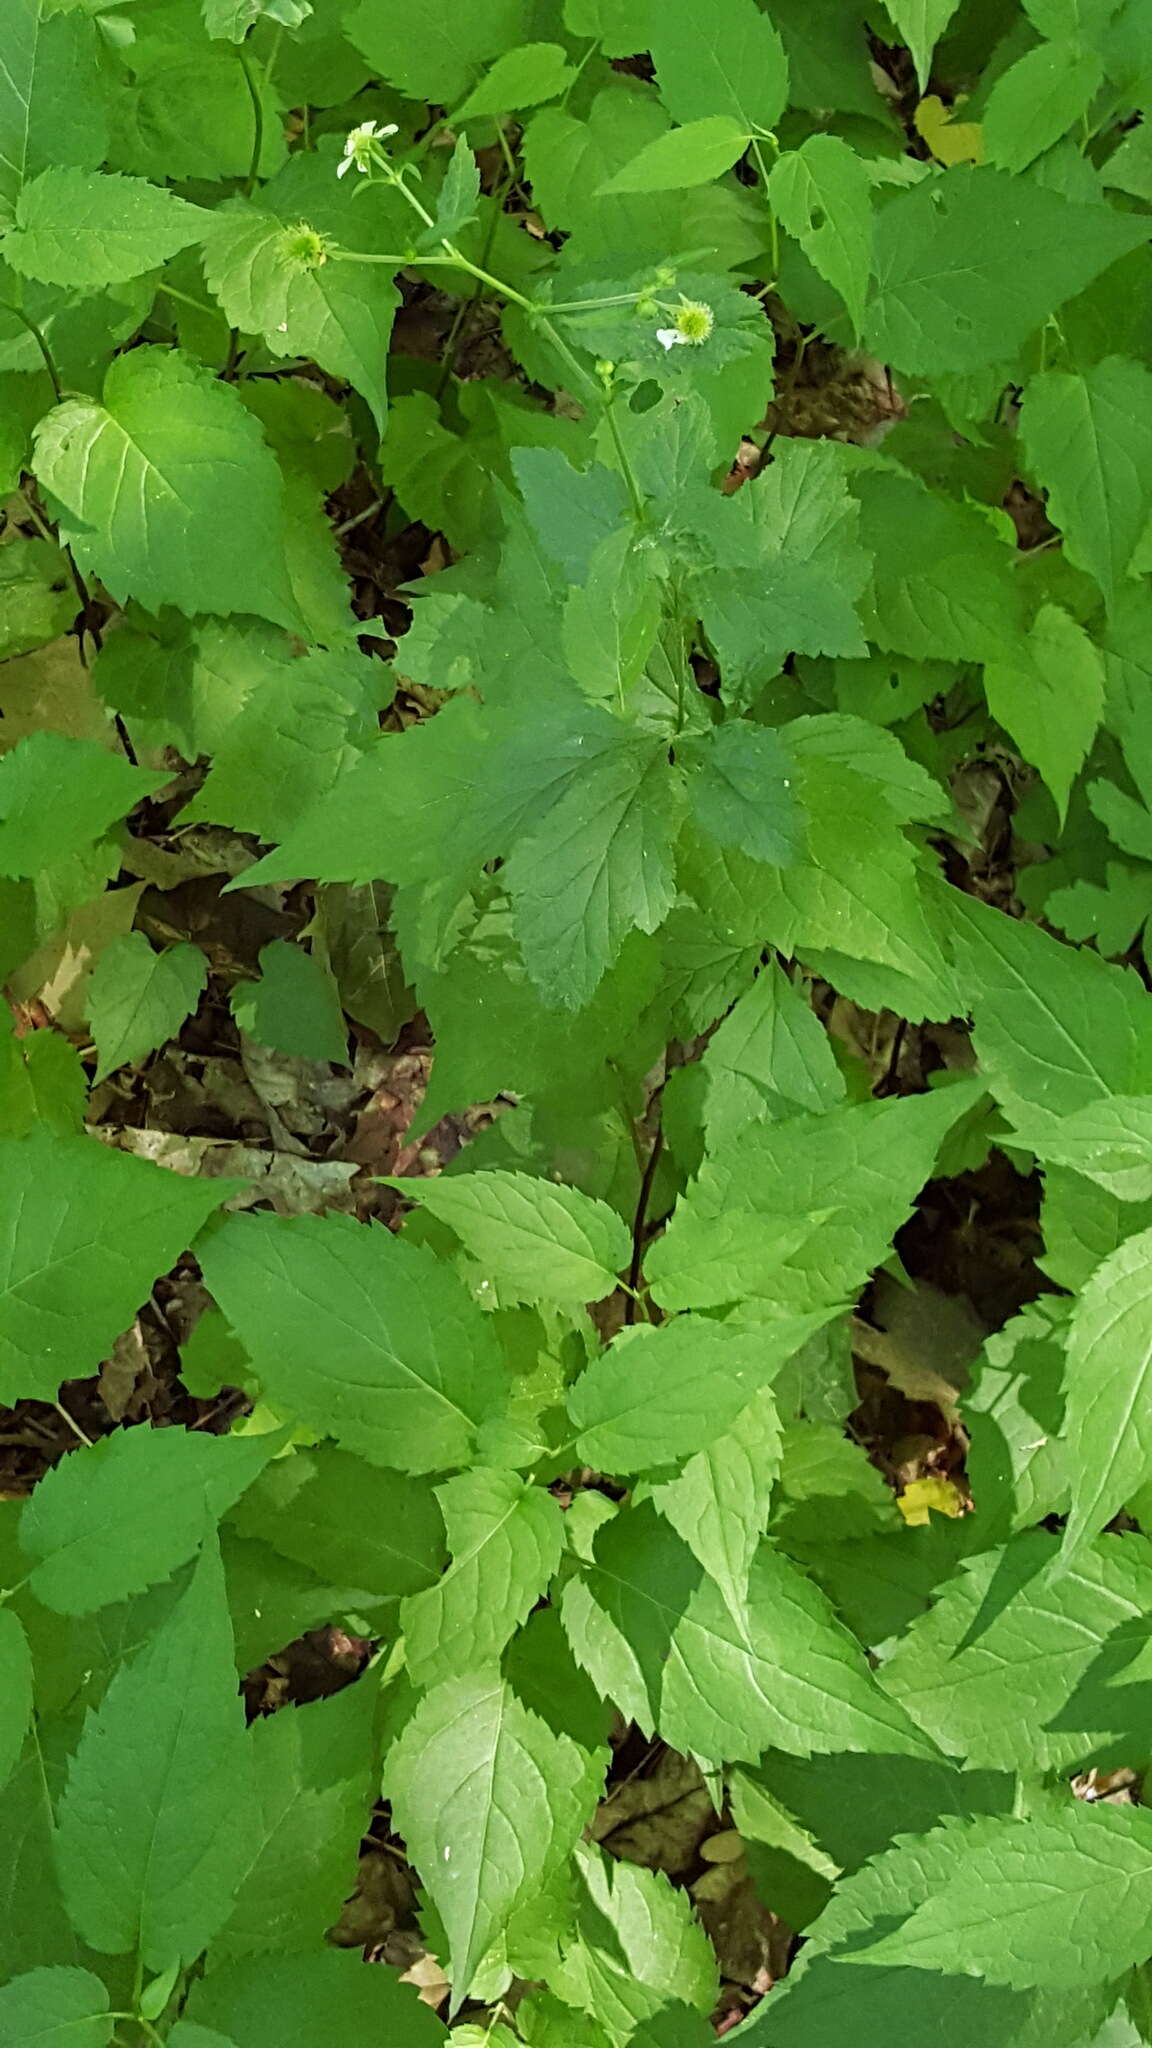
898,1475,965,1525
915,95,984,167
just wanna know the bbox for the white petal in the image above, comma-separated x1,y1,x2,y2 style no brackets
655,328,685,349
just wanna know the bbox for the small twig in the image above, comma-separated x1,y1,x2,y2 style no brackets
624,1123,665,1324
52,1399,95,1449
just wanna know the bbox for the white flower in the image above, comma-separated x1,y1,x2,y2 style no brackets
656,327,687,350
336,119,398,177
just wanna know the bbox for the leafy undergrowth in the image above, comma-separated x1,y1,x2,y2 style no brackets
4,0,1152,2043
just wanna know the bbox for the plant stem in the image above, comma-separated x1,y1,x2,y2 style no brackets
624,1123,664,1323
239,43,264,195
0,300,62,402
604,398,645,523
750,137,780,282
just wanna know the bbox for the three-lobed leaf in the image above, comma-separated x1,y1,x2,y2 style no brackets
87,932,207,1083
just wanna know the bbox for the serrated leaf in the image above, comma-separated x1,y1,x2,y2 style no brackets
33,347,301,629
879,1531,1152,1769
701,959,845,1148
0,1967,113,2048
768,136,873,334
565,1507,936,1763
0,537,76,658
0,1132,235,1405
388,1168,631,1307
648,1381,782,1610
0,733,159,879
853,468,1023,664
207,1681,375,1968
568,1313,817,1473
202,208,399,435
386,1672,602,2002
984,40,1103,174
649,0,788,132
0,1,109,212
1061,1224,1152,1557
456,43,575,118
1012,1095,1152,1201
198,1209,507,1474
87,933,207,1083
230,940,347,1066
1020,356,1152,607
226,1444,445,1600
555,1842,718,2038
598,116,750,195
855,1805,1152,1988
886,0,962,88
55,1538,251,1969
686,722,799,866
344,0,527,101
18,1425,282,1615
864,168,1148,374
401,1469,564,1689
3,167,207,288
984,603,1104,823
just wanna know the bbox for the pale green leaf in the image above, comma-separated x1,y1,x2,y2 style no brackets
0,733,159,879
55,1539,252,1969
0,0,109,212
198,1209,506,1474
864,169,1148,374
598,118,751,196
33,347,301,630
768,135,873,334
401,1468,564,1688
0,1968,113,2048
1021,356,1152,606
649,0,788,132
1062,1224,1152,1557
555,1843,718,2039
387,1168,631,1307
984,40,1104,174
0,1132,235,1405
687,722,799,866
983,604,1104,823
885,0,961,88
1011,1095,1152,1202
230,940,347,1066
648,1381,782,1610
87,933,207,1083
700,959,845,1150
386,1672,602,1999
456,43,575,118
3,167,207,288
568,1313,819,1473
18,1424,281,1615
562,1505,936,1762
856,1805,1152,1988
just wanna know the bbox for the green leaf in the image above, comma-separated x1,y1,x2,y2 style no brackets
1020,356,1152,606
387,1168,631,1307
885,0,961,88
188,1949,443,2048
700,959,845,1148
686,722,799,866
855,1805,1152,1988
1013,1095,1152,1201
768,136,873,334
984,40,1104,174
1061,1224,1152,1557
18,1424,282,1615
555,1843,718,2038
198,1210,506,1473
2,168,207,288
386,1672,602,2001
0,1020,85,1137
55,1538,252,1969
0,733,159,879
568,1313,816,1473
853,468,1023,664
0,537,77,658
202,208,399,436
0,1132,235,1405
649,0,788,132
401,1468,564,1688
562,1505,936,1763
597,118,751,196
864,168,1148,374
226,1445,446,1601
984,604,1105,823
648,1381,782,1611
0,0,109,212
0,1968,113,2048
33,347,301,630
456,43,575,118
0,1609,32,1797
230,941,347,1066
207,1680,376,1967
344,0,528,101
423,135,482,244
87,933,207,1083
